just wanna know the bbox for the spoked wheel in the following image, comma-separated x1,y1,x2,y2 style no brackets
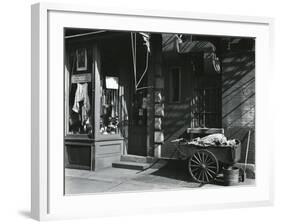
188,150,219,184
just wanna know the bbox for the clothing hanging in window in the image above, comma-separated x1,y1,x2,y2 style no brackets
72,83,90,113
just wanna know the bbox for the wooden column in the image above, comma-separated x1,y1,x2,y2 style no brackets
146,34,163,157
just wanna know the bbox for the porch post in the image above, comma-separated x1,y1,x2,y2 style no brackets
146,34,163,157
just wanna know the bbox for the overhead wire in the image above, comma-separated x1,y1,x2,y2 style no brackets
130,32,137,89
136,49,149,88
130,32,151,92
134,32,137,88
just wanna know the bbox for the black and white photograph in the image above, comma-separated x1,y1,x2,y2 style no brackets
64,28,256,194
1,0,280,222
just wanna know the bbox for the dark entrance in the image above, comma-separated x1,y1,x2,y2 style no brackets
127,34,150,156
128,90,148,156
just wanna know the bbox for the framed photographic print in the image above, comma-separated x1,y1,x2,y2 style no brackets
31,2,274,221
76,48,87,71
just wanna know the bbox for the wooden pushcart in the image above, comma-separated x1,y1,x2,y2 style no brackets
172,128,241,184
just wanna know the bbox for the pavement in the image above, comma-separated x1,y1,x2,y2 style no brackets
64,160,255,195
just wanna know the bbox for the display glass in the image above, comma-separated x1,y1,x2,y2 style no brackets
66,47,93,135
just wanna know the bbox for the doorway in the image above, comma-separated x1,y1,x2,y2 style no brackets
128,90,148,156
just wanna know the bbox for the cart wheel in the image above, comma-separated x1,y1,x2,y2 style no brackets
188,150,219,184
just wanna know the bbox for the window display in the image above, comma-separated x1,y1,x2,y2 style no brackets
68,81,93,135
100,76,120,135
67,47,93,135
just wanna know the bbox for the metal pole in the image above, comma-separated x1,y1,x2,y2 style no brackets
244,130,251,171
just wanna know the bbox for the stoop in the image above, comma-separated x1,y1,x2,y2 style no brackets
112,155,158,170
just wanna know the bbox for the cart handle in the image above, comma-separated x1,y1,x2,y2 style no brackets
170,138,184,143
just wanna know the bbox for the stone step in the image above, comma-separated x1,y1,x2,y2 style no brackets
121,154,157,163
112,161,151,170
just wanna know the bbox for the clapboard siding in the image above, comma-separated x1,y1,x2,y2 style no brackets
222,51,255,164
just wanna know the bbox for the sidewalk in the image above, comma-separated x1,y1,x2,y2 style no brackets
65,160,255,195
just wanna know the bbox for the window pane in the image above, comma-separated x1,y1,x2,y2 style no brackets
69,81,93,135
100,76,120,135
66,47,93,135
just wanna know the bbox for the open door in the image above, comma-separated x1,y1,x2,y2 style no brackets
128,90,148,156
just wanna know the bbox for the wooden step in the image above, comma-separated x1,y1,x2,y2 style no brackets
121,155,157,163
112,161,151,170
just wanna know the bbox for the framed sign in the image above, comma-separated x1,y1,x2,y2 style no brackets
31,2,274,221
71,73,91,83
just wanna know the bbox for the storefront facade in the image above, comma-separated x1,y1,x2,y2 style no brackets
64,29,255,171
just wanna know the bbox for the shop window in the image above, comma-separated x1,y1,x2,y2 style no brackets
66,48,93,136
169,67,181,102
65,44,124,137
99,76,121,135
68,82,93,135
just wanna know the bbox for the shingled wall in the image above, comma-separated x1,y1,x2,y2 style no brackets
221,51,255,164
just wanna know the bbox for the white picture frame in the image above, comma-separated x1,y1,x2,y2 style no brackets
31,2,274,221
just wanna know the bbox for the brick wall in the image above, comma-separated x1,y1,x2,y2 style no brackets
221,51,255,164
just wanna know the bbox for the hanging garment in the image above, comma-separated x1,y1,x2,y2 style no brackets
72,83,90,113
139,32,150,53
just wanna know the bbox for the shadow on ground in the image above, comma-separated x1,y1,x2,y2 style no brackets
149,160,250,187
150,160,205,187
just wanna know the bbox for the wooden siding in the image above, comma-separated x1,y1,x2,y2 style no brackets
222,51,255,164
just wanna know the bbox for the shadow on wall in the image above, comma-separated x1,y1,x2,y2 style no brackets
222,51,255,164
161,101,192,158
163,102,191,141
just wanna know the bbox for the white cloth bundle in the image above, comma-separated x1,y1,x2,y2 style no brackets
72,83,90,113
189,133,237,147
199,133,227,145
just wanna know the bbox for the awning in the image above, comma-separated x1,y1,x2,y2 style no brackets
162,34,216,53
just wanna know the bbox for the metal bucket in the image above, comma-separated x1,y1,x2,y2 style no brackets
223,166,239,186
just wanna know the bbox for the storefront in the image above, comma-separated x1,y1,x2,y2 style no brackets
64,30,163,170
64,29,255,170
